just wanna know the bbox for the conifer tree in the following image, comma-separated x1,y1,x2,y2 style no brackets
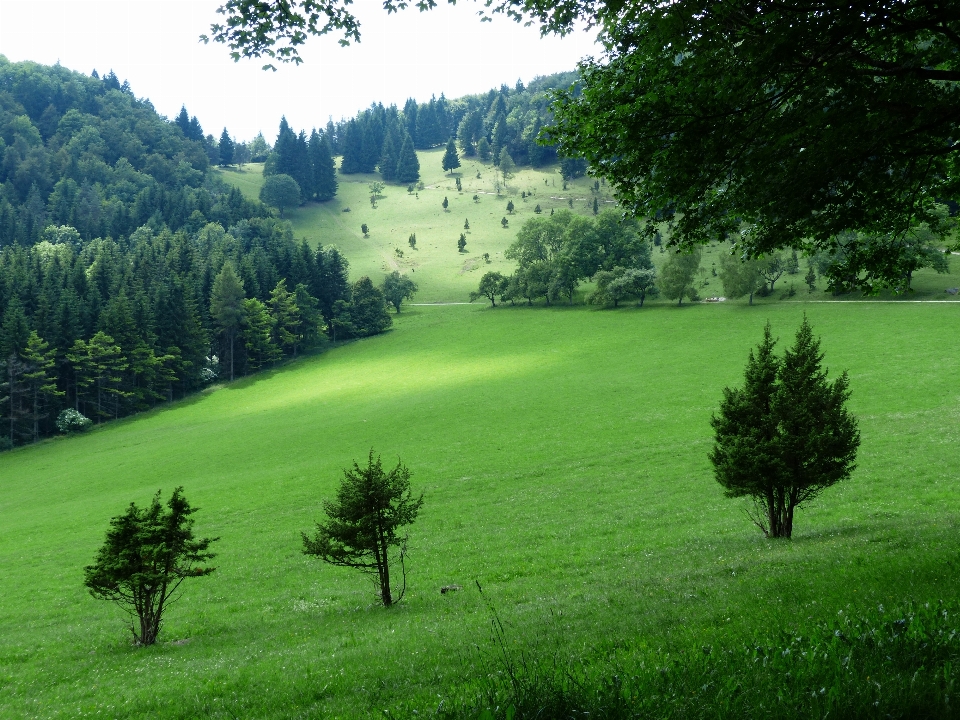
240,298,281,372
310,130,338,201
710,318,860,538
210,262,245,381
395,134,420,183
379,133,398,182
218,128,235,167
269,279,301,356
442,138,460,174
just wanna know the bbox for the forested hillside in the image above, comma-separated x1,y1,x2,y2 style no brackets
0,59,390,449
328,71,584,181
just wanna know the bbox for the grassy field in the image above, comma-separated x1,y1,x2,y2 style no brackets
218,153,960,304
1,300,958,718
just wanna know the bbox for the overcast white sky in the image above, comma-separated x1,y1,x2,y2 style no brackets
0,0,598,142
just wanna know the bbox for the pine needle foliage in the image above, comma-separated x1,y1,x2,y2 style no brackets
710,317,859,538
302,451,423,606
83,487,218,646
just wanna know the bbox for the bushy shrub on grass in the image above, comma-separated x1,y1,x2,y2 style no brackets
455,600,960,719
56,408,91,434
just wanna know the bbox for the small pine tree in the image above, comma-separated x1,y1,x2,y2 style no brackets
710,318,860,538
464,219,470,230
592,197,599,215
442,196,449,211
408,233,417,250
506,200,515,214
302,451,423,607
534,204,542,214
501,217,509,228
458,234,467,252
441,138,461,174
361,223,369,237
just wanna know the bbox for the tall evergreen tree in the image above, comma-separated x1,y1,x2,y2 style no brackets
395,134,420,184
218,128,235,167
379,132,398,182
210,262,245,381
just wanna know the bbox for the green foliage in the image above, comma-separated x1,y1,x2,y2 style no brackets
210,262,246,381
710,318,860,538
241,298,282,371
441,138,461,174
589,267,658,308
55,408,90,433
395,135,420,183
506,200,515,214
83,487,217,646
496,209,654,306
347,277,392,337
442,196,449,211
657,249,702,305
469,271,508,306
381,271,418,313
361,223,369,237
718,252,763,305
302,451,423,606
546,1,960,288
218,128,235,166
458,234,467,253
259,173,302,217
408,233,416,249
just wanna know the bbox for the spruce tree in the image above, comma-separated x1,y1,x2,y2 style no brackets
395,134,420,183
218,128,234,166
210,262,245,381
311,131,338,201
442,138,460,174
379,133,398,182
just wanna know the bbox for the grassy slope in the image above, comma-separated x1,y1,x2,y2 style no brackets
1,301,958,718
219,154,960,303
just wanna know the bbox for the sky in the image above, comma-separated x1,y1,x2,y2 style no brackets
0,0,599,142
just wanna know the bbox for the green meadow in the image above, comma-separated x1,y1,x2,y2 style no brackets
219,150,960,303
1,300,959,717
1,155,959,718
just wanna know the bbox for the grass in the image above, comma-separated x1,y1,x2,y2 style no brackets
1,300,959,717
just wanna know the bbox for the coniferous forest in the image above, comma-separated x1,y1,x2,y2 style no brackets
0,58,390,449
330,72,585,182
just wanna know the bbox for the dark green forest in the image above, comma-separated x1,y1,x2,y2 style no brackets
328,72,585,182
0,58,390,449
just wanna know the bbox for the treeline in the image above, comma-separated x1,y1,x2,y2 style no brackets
0,58,273,247
0,219,393,449
262,117,338,202
326,72,583,182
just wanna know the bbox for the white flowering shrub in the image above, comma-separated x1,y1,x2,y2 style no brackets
57,409,92,433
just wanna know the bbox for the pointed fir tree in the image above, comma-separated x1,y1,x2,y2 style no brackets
442,137,460,174
379,132,399,182
395,134,420,183
210,262,245,381
218,128,235,166
311,131,338,201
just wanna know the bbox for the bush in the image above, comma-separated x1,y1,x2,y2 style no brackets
57,408,91,434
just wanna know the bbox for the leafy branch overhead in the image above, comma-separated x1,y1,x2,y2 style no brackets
213,1,960,289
